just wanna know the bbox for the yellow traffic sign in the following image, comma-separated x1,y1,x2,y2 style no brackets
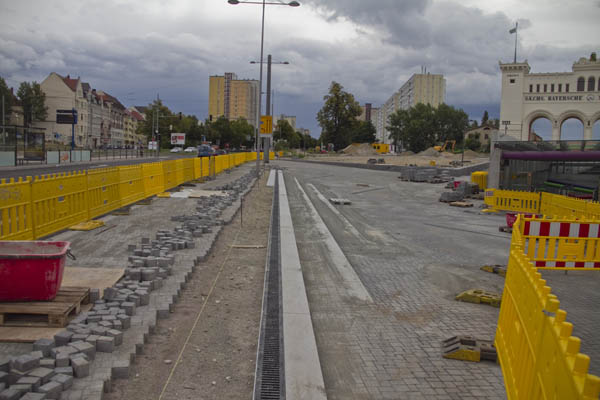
260,115,272,134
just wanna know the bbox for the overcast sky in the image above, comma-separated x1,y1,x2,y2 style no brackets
1,0,599,137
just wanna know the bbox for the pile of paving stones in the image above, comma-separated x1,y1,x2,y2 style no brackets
0,171,257,400
400,167,454,184
439,181,480,203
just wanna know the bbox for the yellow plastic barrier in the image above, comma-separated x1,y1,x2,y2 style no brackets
516,217,600,269
118,165,145,207
471,171,488,190
88,167,120,219
142,162,164,197
181,158,194,183
0,177,34,240
484,188,541,214
162,160,177,190
541,193,589,219
0,152,258,240
496,217,600,400
31,172,89,238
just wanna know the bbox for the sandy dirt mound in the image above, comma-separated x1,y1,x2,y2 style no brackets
341,143,378,156
418,147,441,157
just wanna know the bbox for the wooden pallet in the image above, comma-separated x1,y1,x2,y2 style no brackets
0,287,90,328
449,201,473,208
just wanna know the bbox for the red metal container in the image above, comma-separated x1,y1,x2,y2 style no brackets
0,241,70,302
453,181,462,189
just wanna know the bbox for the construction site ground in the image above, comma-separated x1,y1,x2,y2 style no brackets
301,150,489,167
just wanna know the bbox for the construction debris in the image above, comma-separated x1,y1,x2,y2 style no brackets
69,220,105,231
449,201,473,208
455,289,501,307
480,265,507,277
439,191,464,203
329,198,352,205
442,336,497,362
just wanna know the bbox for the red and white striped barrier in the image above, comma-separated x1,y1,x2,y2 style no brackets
522,220,600,268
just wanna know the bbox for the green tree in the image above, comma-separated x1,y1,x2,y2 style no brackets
466,136,481,151
387,108,409,150
230,118,254,148
482,110,489,125
352,120,376,143
17,81,47,127
0,77,13,125
316,81,361,151
138,100,174,148
434,103,469,144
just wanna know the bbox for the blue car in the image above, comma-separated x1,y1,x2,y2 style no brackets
197,144,215,157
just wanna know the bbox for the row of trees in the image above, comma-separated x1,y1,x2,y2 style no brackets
0,76,48,126
315,80,487,153
387,103,470,153
137,100,256,149
273,119,318,150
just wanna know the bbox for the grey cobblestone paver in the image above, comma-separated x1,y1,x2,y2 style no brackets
541,270,600,377
282,160,507,399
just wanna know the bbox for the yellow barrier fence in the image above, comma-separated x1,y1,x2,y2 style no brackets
0,154,257,240
0,177,34,240
471,171,488,190
485,188,542,214
118,165,145,207
142,162,165,198
496,216,600,399
31,172,89,238
486,189,600,220
88,167,120,219
515,217,600,269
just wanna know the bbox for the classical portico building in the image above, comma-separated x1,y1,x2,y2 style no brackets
499,55,600,141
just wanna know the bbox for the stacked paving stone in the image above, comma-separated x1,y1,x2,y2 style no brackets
1,171,258,400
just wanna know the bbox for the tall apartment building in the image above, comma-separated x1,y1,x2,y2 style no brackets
358,103,378,122
208,73,259,128
374,73,446,145
273,114,296,130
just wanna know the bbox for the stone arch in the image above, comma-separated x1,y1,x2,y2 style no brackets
524,110,557,140
559,110,587,140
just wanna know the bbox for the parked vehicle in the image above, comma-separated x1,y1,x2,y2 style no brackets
197,144,215,157
184,147,196,153
170,147,182,153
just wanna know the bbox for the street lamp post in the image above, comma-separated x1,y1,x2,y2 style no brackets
250,56,289,163
228,0,300,175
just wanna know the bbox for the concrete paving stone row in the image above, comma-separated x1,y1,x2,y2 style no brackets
0,165,258,400
281,161,507,399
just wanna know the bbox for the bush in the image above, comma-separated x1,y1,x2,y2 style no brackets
465,137,481,151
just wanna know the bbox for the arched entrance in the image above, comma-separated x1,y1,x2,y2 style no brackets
530,117,553,141
560,117,584,140
593,119,600,140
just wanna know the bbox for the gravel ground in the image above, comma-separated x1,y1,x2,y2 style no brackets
301,152,489,167
105,171,273,400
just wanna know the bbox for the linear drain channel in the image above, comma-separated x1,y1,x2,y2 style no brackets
254,171,284,399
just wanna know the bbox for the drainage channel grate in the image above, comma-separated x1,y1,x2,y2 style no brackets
254,171,284,400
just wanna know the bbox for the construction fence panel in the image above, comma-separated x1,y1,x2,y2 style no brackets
471,171,488,190
496,218,600,399
193,158,202,180
587,201,600,219
541,193,589,219
485,189,541,214
182,158,195,183
30,172,89,238
174,159,185,186
118,165,145,207
215,155,224,175
142,162,165,198
0,177,34,240
162,160,177,191
87,167,121,219
519,218,600,269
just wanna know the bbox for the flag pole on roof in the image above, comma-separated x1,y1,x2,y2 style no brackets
509,22,518,63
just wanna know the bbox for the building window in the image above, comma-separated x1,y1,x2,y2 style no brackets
544,84,547,92
529,84,533,92
577,77,585,91
566,84,570,92
558,83,562,92
536,84,540,92
588,77,596,91
510,79,515,84
551,84,554,92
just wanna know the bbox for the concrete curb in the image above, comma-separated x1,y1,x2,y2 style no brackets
278,171,327,400
279,158,489,177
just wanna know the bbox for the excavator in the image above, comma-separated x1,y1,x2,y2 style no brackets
434,140,456,152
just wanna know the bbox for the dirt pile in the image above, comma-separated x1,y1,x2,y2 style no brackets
341,143,378,156
418,147,441,157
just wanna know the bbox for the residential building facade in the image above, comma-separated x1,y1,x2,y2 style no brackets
208,73,259,128
499,55,600,141
374,73,446,145
273,114,296,130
